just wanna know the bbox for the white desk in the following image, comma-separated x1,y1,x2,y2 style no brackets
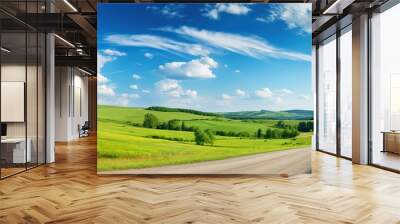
1,138,31,163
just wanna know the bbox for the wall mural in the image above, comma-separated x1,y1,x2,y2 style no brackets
97,3,313,175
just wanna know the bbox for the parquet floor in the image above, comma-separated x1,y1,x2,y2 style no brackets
1,135,400,223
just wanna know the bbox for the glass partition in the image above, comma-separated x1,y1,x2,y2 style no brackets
370,3,400,171
1,30,28,177
0,1,46,179
339,27,352,158
317,35,337,154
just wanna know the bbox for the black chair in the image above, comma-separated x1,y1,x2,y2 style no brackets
79,121,90,138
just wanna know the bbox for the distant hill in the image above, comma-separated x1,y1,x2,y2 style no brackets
145,106,313,120
222,109,313,120
146,106,222,117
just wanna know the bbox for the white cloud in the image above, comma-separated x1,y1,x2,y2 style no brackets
98,73,109,84
158,56,218,79
257,4,311,34
167,26,311,61
105,34,210,57
185,89,198,98
155,79,197,99
235,89,246,97
98,84,115,96
156,79,180,92
299,94,310,100
132,74,141,80
142,89,150,94
129,84,139,90
235,69,240,73
203,3,251,20
116,93,140,106
255,17,271,23
102,49,126,57
254,88,273,99
146,4,184,18
161,5,183,18
144,52,153,59
121,93,140,99
97,53,113,71
275,88,293,95
97,51,131,106
221,93,232,100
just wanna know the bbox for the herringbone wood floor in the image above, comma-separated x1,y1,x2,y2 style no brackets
1,136,400,224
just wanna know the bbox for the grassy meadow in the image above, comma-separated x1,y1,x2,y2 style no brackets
97,105,312,171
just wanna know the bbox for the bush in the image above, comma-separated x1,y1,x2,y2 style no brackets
168,119,181,130
306,121,314,132
256,128,263,138
143,113,159,128
263,127,298,139
274,121,287,129
145,135,188,142
297,121,314,132
265,128,273,139
194,129,215,145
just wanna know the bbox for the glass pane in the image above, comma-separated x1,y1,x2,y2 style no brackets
318,36,337,154
27,31,38,169
38,33,45,165
1,30,27,177
340,28,352,158
371,4,400,171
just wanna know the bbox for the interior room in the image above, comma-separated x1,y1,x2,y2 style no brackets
0,7,46,178
0,0,400,223
370,3,400,171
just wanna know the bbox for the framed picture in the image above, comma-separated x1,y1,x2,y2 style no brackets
97,3,312,175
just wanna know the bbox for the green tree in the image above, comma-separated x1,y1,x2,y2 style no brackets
265,128,273,139
298,122,307,132
282,129,290,138
273,129,281,138
275,121,286,129
306,121,314,132
205,129,215,145
194,129,209,145
143,113,159,129
168,119,181,130
238,131,250,138
194,129,215,145
181,122,186,131
290,128,299,138
256,128,263,138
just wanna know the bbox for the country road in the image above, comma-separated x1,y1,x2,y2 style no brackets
99,148,311,175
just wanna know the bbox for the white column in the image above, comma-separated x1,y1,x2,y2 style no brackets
46,32,55,163
312,45,317,150
352,14,369,164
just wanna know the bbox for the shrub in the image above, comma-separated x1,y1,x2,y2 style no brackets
143,113,159,128
194,129,215,145
168,119,181,130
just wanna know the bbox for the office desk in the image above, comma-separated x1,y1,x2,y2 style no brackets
1,138,31,163
382,131,400,154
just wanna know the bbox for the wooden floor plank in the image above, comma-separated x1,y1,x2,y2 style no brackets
0,135,400,223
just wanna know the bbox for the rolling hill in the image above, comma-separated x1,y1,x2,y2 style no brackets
222,109,313,120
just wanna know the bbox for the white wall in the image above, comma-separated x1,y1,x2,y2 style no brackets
55,67,89,141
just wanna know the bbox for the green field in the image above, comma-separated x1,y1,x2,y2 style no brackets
98,105,312,171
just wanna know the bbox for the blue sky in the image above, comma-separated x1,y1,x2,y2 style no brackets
98,3,312,112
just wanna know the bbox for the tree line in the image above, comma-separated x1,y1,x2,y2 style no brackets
142,113,215,145
141,113,313,145
143,114,196,131
146,106,221,117
275,120,313,132
256,128,299,139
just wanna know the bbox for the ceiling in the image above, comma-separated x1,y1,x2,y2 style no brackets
0,0,393,74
